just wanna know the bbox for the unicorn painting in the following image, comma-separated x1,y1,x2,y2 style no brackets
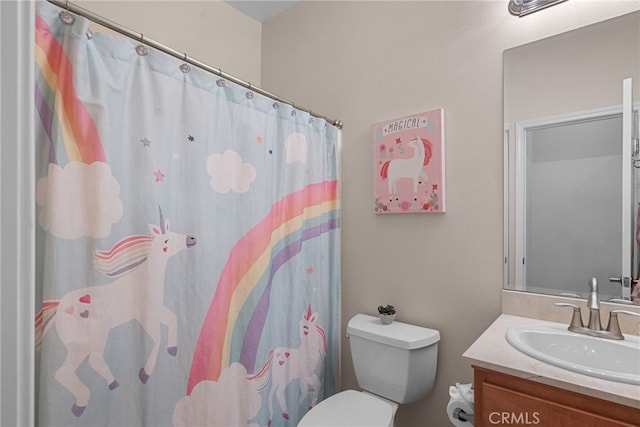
380,137,432,202
34,208,196,417
250,306,327,427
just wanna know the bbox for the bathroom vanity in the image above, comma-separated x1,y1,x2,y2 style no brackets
464,314,640,427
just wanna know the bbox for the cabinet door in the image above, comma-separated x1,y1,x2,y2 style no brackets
473,367,639,427
481,382,633,427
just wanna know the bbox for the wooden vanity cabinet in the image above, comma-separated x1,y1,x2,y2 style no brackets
473,367,639,427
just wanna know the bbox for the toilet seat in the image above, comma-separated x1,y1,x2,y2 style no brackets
297,390,396,427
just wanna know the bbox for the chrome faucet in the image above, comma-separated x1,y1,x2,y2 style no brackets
586,277,602,331
554,277,640,340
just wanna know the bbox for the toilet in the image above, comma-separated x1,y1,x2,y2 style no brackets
298,313,440,427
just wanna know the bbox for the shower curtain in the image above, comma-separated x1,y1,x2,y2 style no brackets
33,2,340,426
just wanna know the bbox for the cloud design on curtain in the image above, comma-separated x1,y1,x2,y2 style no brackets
36,162,123,239
206,149,257,193
284,133,308,164
172,363,261,427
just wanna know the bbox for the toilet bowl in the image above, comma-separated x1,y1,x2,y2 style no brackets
297,390,398,427
298,314,440,426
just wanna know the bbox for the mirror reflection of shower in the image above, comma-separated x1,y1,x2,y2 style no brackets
513,111,628,301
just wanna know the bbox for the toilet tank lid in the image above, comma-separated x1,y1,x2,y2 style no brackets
347,314,440,349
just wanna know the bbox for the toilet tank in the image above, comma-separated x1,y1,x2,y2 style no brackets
347,314,440,404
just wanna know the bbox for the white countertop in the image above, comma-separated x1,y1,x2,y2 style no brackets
463,314,640,409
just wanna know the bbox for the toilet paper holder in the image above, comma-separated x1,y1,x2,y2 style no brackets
453,408,474,424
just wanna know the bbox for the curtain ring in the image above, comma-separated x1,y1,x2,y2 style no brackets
65,1,70,10
180,53,191,73
59,5,75,25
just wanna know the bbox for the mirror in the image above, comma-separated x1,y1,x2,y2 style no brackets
503,11,640,304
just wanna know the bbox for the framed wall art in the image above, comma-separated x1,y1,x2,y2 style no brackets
373,108,445,214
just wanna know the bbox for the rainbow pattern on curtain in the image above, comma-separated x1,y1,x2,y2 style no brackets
34,14,105,165
187,180,339,393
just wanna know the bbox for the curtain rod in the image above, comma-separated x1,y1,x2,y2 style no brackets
46,0,343,129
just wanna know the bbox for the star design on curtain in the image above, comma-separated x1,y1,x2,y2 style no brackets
153,170,165,182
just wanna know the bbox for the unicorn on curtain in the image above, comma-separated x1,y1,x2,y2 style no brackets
34,208,196,417
250,306,327,427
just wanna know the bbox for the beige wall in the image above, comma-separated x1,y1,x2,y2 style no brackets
76,0,263,85
261,1,640,426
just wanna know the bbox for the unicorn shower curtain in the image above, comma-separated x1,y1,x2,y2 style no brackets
33,2,340,426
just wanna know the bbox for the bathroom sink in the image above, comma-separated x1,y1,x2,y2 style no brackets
506,322,640,385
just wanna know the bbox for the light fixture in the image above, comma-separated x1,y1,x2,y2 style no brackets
508,0,568,17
